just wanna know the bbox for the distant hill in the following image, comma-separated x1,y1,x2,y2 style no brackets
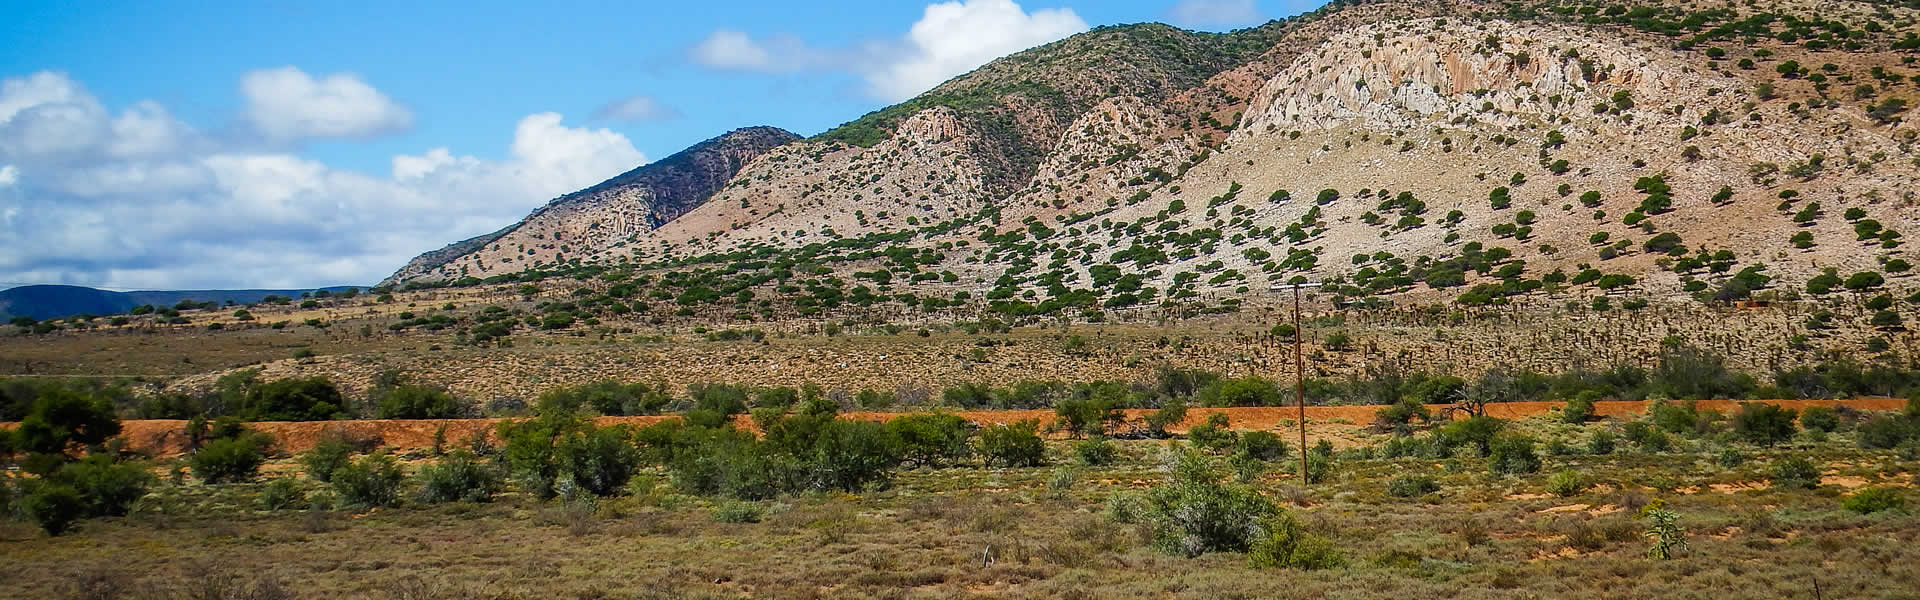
0,284,365,321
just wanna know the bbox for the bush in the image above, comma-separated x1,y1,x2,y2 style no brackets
54,454,152,518
1374,397,1431,428
1439,416,1505,455
712,500,764,523
1562,391,1600,423
259,478,305,510
1188,412,1238,450
1387,475,1439,498
977,420,1046,468
1075,437,1118,466
1799,406,1840,432
1770,456,1820,490
374,385,461,419
1588,430,1617,455
1858,415,1913,449
417,450,502,503
191,434,271,484
1140,450,1278,557
803,419,902,492
1488,435,1541,475
1236,431,1289,462
1247,511,1343,569
1546,469,1588,497
301,435,355,482
558,425,641,496
1733,403,1799,446
1145,399,1189,437
1843,487,1905,514
887,413,973,467
240,377,348,421
332,453,406,508
1717,448,1744,468
23,483,85,536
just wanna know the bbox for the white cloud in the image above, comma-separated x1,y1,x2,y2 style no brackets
1166,0,1265,27
869,0,1087,100
240,66,413,140
689,1,1087,102
593,95,682,121
0,70,647,290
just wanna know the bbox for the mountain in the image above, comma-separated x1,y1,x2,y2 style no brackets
388,0,1920,311
381,126,801,285
0,285,363,321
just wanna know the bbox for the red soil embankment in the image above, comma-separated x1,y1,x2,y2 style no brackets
103,398,1908,457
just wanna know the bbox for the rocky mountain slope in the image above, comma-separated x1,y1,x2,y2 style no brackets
390,0,1920,316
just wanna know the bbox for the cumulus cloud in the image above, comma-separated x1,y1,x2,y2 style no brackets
690,0,1087,102
241,66,413,140
592,95,682,122
0,70,646,290
1165,0,1265,27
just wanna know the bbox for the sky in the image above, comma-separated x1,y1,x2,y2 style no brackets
0,0,1322,291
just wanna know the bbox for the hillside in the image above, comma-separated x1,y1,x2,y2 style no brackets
388,0,1920,324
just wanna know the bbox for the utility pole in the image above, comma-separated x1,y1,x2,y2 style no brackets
1271,281,1321,485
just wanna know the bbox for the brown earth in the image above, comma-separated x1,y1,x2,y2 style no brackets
100,397,1906,457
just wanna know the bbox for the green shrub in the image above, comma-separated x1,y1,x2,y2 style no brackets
1488,435,1541,475
1386,475,1439,498
1140,450,1278,557
1843,487,1905,514
1770,456,1820,490
1236,431,1289,462
1588,429,1617,455
1439,416,1505,456
301,435,355,482
374,384,461,419
259,478,305,510
1188,412,1238,450
1145,399,1189,437
712,500,764,523
1733,403,1799,446
53,454,151,518
1374,397,1430,428
1075,437,1117,466
1858,415,1913,449
1798,406,1840,432
803,419,902,492
332,453,406,508
417,450,502,503
977,420,1046,468
23,483,85,536
1545,469,1588,497
191,434,271,484
558,425,641,496
1562,391,1599,423
1303,451,1332,484
887,413,973,467
1247,511,1343,569
239,377,348,421
1716,448,1744,467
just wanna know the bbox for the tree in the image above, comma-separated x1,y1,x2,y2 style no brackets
240,377,347,421
887,413,973,467
190,434,271,484
375,384,461,419
1732,403,1798,446
12,387,122,468
977,420,1045,467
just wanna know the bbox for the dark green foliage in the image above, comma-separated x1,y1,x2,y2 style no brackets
1562,391,1600,423
557,425,641,496
1858,415,1914,449
1187,412,1238,451
10,386,122,464
1140,450,1278,557
1732,403,1799,446
887,413,974,467
259,478,305,510
23,483,85,536
239,377,348,421
1799,406,1840,432
1196,377,1283,407
977,420,1046,467
804,419,902,492
1075,436,1117,465
1770,456,1820,490
1054,381,1131,436
1588,429,1617,455
52,454,152,518
191,434,272,484
1438,416,1505,455
1387,475,1439,498
418,450,503,503
1488,435,1542,475
1374,396,1431,428
1235,431,1289,462
1145,399,1189,437
301,434,355,483
1248,511,1343,570
332,453,407,508
374,385,461,419
1843,487,1905,514
496,412,589,499
539,380,671,416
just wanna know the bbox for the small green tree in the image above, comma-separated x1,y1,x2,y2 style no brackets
977,420,1046,467
332,453,406,508
1732,403,1799,446
190,434,272,484
417,450,502,503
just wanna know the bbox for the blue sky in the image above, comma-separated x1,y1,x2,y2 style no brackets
0,0,1321,290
